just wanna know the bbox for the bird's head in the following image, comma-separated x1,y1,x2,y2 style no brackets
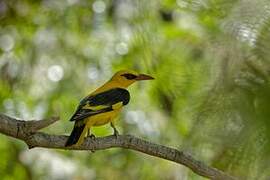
111,70,154,88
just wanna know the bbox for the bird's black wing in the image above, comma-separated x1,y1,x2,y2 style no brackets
69,88,130,122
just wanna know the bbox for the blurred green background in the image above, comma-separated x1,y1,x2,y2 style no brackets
1,0,270,179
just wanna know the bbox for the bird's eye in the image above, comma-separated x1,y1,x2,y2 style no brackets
121,73,137,80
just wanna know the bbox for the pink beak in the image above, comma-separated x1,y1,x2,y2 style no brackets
135,74,154,81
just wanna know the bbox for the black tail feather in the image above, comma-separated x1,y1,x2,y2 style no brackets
65,124,85,147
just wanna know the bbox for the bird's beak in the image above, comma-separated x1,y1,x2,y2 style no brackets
135,74,154,81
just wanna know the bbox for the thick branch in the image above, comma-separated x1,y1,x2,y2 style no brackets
0,113,236,180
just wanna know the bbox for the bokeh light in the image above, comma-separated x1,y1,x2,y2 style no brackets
47,65,64,82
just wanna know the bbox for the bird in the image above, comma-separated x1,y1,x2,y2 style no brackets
65,70,154,147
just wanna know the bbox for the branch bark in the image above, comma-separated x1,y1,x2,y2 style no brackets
0,113,236,180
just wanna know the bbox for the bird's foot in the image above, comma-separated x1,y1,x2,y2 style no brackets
90,134,96,140
87,135,96,153
113,129,119,138
110,122,119,138
89,134,96,140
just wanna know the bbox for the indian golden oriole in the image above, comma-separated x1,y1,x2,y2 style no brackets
65,70,154,147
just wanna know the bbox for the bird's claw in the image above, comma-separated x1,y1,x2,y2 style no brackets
87,135,96,153
89,134,96,140
113,129,119,138
87,134,96,141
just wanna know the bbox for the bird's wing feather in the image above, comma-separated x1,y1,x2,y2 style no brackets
70,88,130,122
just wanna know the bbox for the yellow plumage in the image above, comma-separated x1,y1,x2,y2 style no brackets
65,70,154,147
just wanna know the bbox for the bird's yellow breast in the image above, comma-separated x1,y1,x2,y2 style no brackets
84,108,122,127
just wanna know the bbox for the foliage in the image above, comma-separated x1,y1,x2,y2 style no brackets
1,0,270,179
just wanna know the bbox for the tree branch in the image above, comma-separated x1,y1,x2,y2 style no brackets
0,113,236,180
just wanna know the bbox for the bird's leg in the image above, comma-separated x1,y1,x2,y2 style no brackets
89,134,96,140
86,128,96,140
110,122,119,138
86,128,96,153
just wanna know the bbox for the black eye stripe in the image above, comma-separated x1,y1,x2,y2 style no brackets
121,73,137,80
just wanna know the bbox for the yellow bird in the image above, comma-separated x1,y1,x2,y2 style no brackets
65,70,154,147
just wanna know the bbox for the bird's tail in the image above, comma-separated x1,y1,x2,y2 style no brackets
65,123,87,147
